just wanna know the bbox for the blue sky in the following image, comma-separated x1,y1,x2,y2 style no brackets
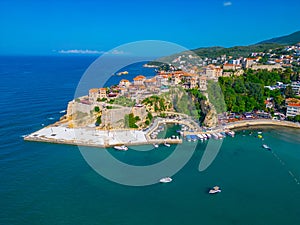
0,0,300,55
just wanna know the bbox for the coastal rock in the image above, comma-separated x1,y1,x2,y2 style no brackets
201,100,218,127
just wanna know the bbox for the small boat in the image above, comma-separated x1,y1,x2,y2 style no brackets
211,133,219,139
217,133,223,139
258,135,263,139
220,132,227,137
202,134,208,139
197,134,204,139
262,144,271,150
206,133,212,139
227,131,235,137
116,71,129,76
186,136,192,142
153,143,159,148
159,177,172,183
114,145,128,151
209,186,221,194
191,135,197,142
164,142,171,147
258,131,263,134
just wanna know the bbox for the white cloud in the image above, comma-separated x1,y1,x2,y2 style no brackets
108,49,125,55
56,49,128,55
223,1,232,6
58,49,104,54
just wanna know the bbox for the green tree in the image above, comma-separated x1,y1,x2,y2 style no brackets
284,85,295,98
147,112,153,121
95,116,102,126
294,115,300,122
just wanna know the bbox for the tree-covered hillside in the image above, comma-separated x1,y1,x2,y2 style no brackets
192,43,283,59
258,31,300,45
218,68,298,113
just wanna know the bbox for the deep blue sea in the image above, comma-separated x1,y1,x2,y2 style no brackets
1,56,300,225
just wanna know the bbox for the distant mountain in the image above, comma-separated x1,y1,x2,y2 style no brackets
258,31,300,45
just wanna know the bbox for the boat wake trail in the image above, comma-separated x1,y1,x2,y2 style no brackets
272,151,300,185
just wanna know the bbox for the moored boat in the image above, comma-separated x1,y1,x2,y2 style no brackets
159,177,172,183
164,142,171,147
206,133,212,139
186,135,192,142
191,135,198,142
217,133,223,139
226,130,235,137
153,143,159,148
114,145,128,151
211,133,219,139
197,134,204,139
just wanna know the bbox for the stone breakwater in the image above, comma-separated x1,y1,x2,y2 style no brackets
24,125,182,148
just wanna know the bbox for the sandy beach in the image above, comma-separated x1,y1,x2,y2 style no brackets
224,119,300,130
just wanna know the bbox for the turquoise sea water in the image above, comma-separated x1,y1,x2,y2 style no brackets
0,56,300,225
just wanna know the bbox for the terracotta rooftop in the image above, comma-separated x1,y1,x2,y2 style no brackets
133,75,146,81
89,88,98,93
288,103,300,107
145,78,156,83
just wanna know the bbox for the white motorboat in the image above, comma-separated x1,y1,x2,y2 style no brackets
211,133,219,139
206,133,212,139
209,186,221,194
226,130,235,137
159,177,172,183
217,133,224,139
262,144,271,150
153,143,159,148
114,145,128,151
164,143,171,147
197,134,204,139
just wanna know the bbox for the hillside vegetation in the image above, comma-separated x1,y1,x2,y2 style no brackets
258,31,300,45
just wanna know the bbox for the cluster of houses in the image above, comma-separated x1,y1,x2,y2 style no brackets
85,43,300,119
167,43,300,79
88,70,208,104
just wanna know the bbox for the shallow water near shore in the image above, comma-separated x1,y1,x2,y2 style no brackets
1,56,300,225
